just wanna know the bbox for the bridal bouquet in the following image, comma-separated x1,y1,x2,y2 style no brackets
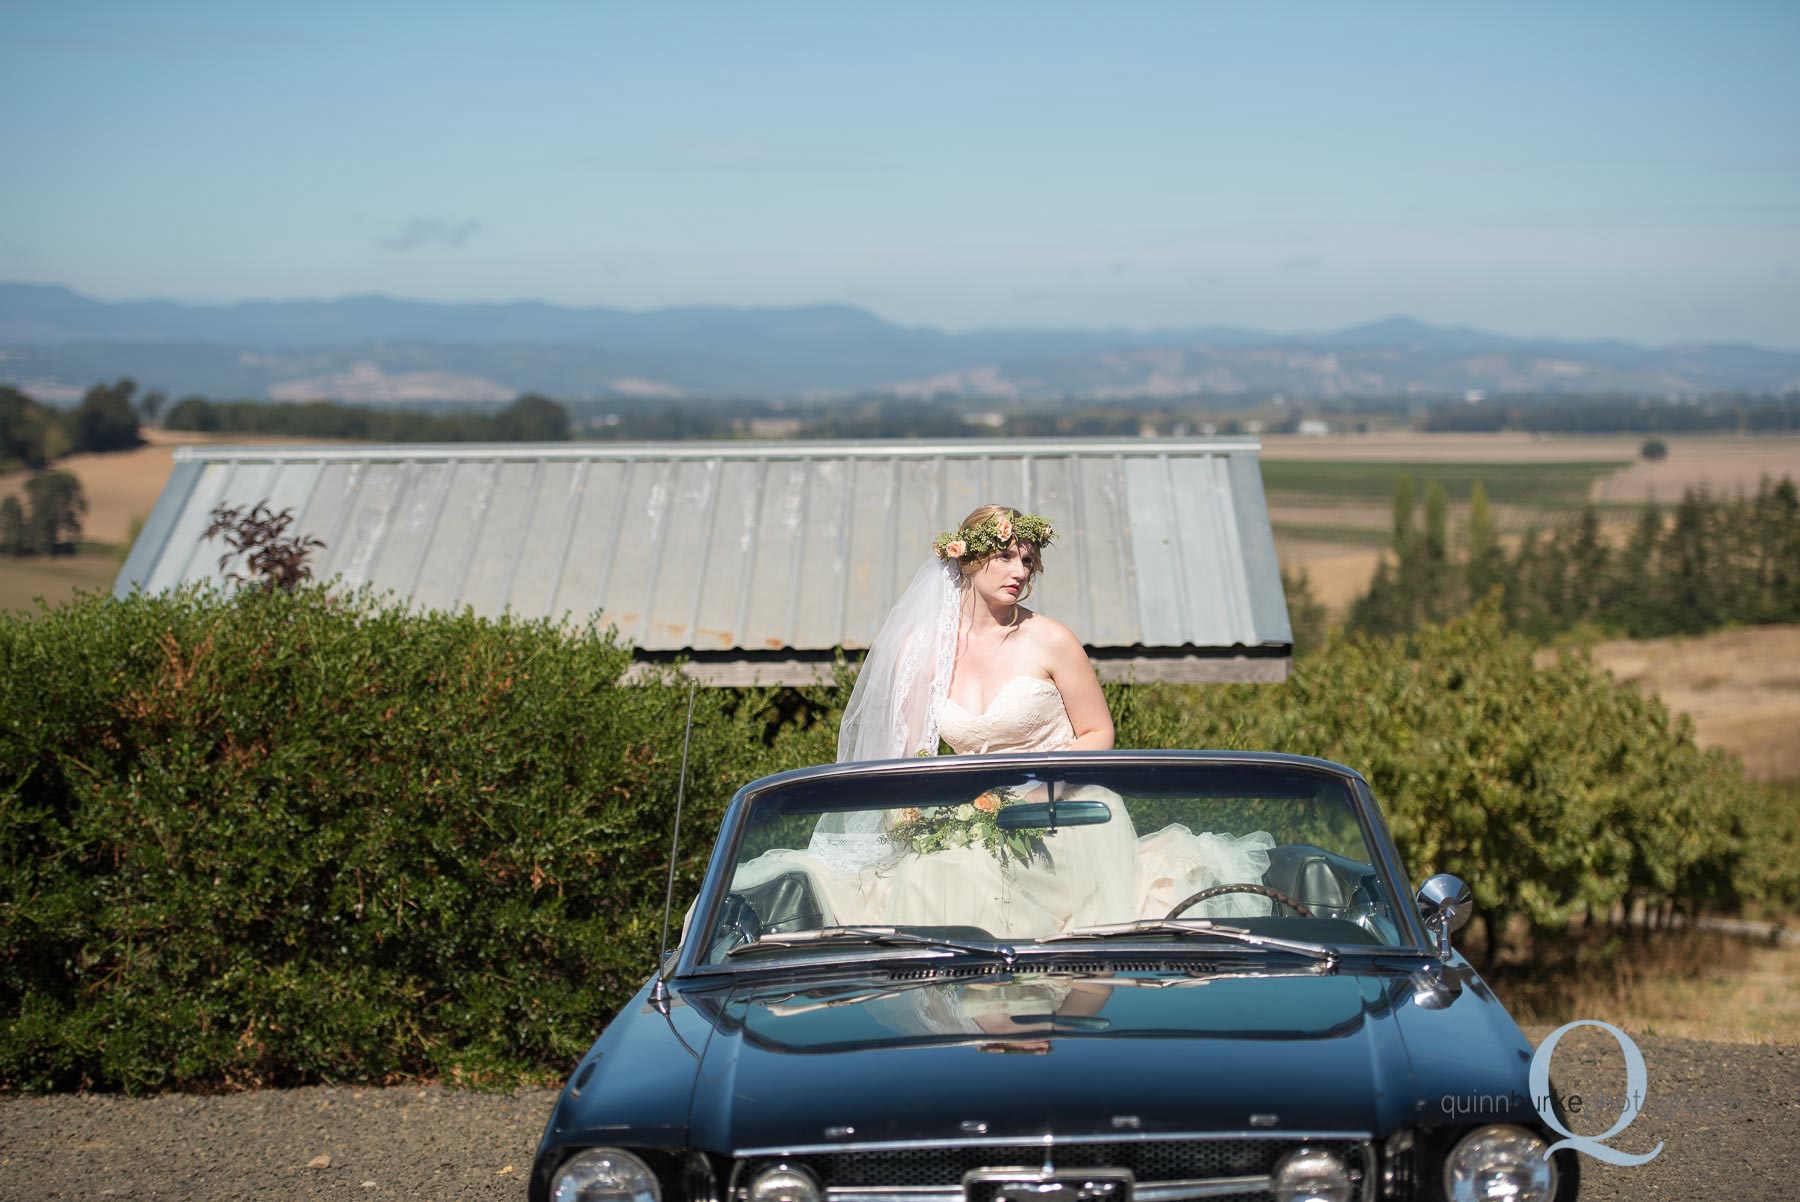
887,788,1043,868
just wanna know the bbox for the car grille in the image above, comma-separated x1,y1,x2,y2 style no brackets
733,1137,1372,1202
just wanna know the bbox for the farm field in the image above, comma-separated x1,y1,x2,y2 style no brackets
0,429,329,545
0,541,123,612
1261,432,1800,607
0,430,342,613
1566,624,1800,784
1259,429,1800,472
1,431,203,613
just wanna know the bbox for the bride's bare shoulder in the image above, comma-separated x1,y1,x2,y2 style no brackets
1019,611,1082,653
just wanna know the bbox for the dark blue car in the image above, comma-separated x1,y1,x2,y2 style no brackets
532,752,1578,1202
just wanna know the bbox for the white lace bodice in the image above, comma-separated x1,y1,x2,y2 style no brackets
937,675,1075,754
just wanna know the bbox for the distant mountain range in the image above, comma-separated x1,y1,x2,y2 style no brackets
3,282,1796,403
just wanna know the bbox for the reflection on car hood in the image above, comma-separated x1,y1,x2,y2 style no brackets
684,969,1456,1150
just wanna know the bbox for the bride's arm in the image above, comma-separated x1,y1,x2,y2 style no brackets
1040,619,1115,751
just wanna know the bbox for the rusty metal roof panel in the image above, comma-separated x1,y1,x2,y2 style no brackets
116,439,1291,681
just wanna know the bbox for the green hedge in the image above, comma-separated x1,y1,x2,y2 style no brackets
2,589,1791,1092
0,587,833,1091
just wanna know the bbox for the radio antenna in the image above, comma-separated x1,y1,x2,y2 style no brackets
651,677,699,1011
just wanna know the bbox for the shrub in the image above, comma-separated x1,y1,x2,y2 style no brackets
0,586,834,1091
1120,601,1790,954
1,589,1786,1093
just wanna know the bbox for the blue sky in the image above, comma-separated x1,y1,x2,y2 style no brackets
4,1,1797,347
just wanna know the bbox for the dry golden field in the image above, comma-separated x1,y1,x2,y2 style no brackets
0,543,123,612
1560,625,1800,784
0,429,294,544
0,431,338,612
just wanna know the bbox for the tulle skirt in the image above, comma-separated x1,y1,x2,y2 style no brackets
727,791,1276,940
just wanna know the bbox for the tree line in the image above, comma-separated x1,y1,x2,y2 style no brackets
163,393,572,442
1421,393,1800,435
1,380,145,470
1,380,147,557
9,378,1798,451
1346,473,1800,641
0,473,86,557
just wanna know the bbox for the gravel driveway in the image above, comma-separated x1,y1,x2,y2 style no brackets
2,1034,1794,1200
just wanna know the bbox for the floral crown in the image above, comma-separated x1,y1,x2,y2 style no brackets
933,510,1056,563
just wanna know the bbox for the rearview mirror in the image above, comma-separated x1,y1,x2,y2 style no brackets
996,800,1112,831
1011,1012,1112,1032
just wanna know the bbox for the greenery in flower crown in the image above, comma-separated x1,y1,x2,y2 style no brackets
933,511,1056,562
887,788,1045,867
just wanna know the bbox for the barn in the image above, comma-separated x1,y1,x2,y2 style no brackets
117,438,1292,684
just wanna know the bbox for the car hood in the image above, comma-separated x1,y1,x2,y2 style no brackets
680,964,1518,1150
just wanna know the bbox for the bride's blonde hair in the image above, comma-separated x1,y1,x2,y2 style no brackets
954,503,1047,603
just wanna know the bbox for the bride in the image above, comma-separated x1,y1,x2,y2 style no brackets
775,504,1273,936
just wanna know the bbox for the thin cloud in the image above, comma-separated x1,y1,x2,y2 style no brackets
381,218,482,252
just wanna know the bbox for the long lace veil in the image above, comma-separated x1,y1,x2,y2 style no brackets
837,556,962,762
809,556,962,870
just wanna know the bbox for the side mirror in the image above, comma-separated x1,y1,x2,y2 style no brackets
1415,873,1473,962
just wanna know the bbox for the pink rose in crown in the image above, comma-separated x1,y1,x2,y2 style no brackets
944,539,967,558
897,807,922,824
972,791,1000,814
995,517,1012,541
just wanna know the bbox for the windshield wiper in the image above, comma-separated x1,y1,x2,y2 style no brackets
1041,919,1340,968
727,925,1018,965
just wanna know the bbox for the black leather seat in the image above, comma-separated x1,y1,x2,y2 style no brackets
1261,843,1373,920
735,871,826,934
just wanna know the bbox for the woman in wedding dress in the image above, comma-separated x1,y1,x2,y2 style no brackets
734,504,1274,937
880,505,1273,933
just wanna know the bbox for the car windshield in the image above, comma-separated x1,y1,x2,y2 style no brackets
696,760,1408,966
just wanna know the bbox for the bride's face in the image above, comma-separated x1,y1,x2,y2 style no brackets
969,542,1039,608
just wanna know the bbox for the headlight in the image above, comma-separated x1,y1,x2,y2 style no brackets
1444,1124,1558,1202
553,1148,661,1202
1269,1146,1352,1202
749,1164,822,1202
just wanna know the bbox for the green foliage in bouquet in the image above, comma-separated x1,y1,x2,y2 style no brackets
886,788,1042,867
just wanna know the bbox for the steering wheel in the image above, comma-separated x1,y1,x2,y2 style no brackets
1166,883,1313,919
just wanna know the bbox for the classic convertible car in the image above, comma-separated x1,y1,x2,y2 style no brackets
531,752,1578,1202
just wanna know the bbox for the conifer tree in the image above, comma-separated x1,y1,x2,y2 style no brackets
1464,481,1502,601
0,496,25,556
1421,482,1455,622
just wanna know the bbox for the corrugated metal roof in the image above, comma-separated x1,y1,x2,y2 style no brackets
116,439,1292,683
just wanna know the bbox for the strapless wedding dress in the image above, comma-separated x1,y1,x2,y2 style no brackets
914,676,1276,931
727,677,1275,938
